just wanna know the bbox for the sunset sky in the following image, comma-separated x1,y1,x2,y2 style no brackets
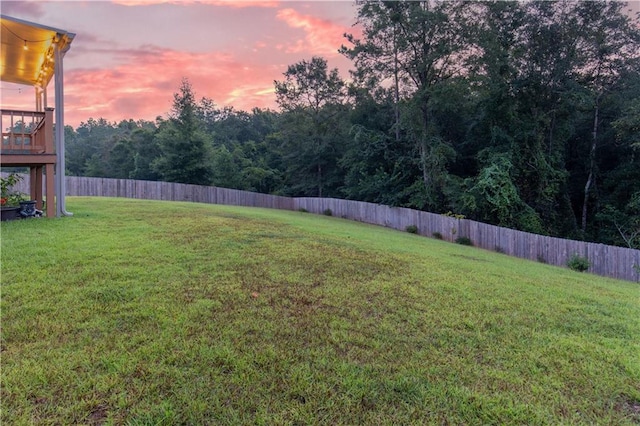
1,0,361,127
2,1,639,128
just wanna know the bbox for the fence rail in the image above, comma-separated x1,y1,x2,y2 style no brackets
5,174,640,282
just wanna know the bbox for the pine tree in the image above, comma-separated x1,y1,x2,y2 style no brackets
152,78,213,185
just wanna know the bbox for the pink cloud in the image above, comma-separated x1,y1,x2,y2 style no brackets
60,46,279,125
275,7,354,56
1,1,360,127
112,0,279,7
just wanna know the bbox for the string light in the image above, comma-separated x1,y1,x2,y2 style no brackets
1,21,60,85
1,22,53,48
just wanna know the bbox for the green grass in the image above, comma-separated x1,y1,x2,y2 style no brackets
1,197,639,425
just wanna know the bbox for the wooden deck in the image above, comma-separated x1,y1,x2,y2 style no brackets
1,108,55,217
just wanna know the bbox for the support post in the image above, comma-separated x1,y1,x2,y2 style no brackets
34,166,44,210
29,167,37,200
54,37,72,217
44,108,54,153
45,163,55,218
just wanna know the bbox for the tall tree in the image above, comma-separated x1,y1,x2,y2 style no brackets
274,57,348,197
571,1,640,233
152,78,213,185
343,0,477,208
340,90,421,206
466,0,579,234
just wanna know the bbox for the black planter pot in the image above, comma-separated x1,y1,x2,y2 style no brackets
1,206,21,221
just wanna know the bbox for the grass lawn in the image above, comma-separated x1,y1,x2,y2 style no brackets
1,197,639,425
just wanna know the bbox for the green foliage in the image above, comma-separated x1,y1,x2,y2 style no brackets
567,254,590,272
211,145,243,189
343,0,474,209
515,206,546,235
275,57,348,198
340,120,418,207
442,211,466,220
0,173,27,206
152,78,213,185
613,97,640,150
455,236,474,246
470,153,520,223
108,140,135,179
274,57,346,113
405,225,418,234
597,189,640,249
130,127,162,181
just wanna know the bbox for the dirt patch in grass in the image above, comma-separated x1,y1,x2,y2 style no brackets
87,404,109,425
616,395,640,423
451,254,490,262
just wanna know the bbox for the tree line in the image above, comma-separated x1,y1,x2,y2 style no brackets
63,0,640,248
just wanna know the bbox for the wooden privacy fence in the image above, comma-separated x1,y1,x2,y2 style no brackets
293,197,640,282
5,174,640,282
65,176,295,210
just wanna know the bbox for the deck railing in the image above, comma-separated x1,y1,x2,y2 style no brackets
1,109,53,154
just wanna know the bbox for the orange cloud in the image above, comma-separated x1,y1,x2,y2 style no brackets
59,46,279,125
1,1,359,127
275,8,353,56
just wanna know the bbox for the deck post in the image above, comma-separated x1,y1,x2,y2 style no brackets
44,108,54,155
54,38,72,217
33,166,44,210
45,164,55,217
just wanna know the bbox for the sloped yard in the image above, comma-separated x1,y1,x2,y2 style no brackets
1,197,639,425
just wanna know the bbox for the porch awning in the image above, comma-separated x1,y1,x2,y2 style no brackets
1,15,75,88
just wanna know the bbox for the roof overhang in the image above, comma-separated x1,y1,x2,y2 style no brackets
1,14,75,88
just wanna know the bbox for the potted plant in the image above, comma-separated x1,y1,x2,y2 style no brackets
1,173,28,221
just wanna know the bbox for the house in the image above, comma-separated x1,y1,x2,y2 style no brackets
1,14,75,218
